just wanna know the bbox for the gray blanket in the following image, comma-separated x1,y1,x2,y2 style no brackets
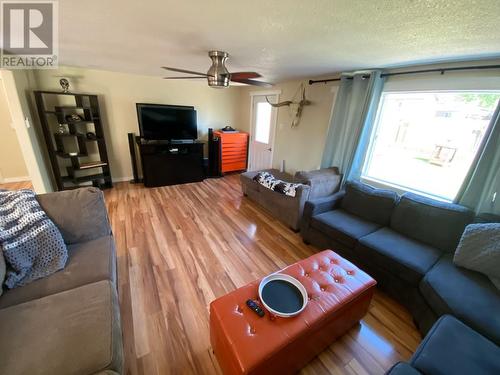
0,189,68,288
454,223,500,289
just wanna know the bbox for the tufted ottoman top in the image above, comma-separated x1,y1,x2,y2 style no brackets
210,250,377,375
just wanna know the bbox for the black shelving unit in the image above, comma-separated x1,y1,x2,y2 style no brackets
34,90,113,191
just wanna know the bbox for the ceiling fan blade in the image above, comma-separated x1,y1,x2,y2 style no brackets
163,76,207,79
161,67,208,76
230,72,262,80
231,78,273,87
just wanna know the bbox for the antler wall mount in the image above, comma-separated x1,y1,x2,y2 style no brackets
266,83,311,128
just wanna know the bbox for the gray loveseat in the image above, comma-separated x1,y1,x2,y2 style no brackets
301,181,500,346
0,187,123,375
240,167,342,230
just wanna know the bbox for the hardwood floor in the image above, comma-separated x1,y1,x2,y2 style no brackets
2,176,421,374
104,175,421,375
0,180,32,190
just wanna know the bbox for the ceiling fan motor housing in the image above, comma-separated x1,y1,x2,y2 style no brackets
207,50,230,88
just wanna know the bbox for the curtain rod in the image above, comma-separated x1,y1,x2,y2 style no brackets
308,64,500,85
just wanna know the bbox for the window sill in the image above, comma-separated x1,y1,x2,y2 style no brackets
360,175,453,203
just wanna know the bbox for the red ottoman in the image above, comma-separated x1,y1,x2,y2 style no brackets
210,250,376,375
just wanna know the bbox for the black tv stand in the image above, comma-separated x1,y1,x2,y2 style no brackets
137,137,205,187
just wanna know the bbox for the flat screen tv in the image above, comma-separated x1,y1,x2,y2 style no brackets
136,103,198,140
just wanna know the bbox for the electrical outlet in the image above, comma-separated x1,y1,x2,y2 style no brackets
24,116,30,128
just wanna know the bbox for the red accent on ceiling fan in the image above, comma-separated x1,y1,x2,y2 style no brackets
230,72,261,80
231,78,273,87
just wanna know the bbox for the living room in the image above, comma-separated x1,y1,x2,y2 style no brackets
0,1,499,375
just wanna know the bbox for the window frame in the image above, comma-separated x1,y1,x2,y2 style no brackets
361,89,500,202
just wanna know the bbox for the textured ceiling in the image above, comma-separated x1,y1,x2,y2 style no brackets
59,0,500,82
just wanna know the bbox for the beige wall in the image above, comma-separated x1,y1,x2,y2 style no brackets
3,70,54,192
239,79,339,174
24,59,500,187
0,78,29,181
238,59,500,175
32,67,245,180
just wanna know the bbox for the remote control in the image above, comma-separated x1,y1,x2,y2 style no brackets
246,299,265,317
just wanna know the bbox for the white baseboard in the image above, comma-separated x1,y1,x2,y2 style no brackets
1,176,30,183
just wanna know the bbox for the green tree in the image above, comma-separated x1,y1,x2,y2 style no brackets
458,93,500,109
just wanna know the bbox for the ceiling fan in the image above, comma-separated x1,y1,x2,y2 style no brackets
162,51,272,88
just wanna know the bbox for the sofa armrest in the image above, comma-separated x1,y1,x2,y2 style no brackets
36,187,112,244
295,167,343,199
300,190,345,234
304,190,345,217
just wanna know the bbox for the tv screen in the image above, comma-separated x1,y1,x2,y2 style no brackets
136,103,198,140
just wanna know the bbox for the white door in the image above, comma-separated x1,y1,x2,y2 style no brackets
249,94,278,171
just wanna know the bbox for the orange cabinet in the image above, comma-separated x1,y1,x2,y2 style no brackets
213,131,249,173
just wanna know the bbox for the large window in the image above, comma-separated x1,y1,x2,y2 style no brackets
362,91,500,201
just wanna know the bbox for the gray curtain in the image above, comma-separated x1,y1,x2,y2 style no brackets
455,103,500,215
321,70,385,182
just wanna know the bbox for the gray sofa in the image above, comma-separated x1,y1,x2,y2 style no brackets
387,315,500,375
0,187,123,375
240,167,342,230
301,181,500,346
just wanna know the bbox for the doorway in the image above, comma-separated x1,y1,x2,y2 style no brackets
249,92,279,171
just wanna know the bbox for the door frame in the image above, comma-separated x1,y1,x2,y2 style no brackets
1,70,52,192
248,89,281,171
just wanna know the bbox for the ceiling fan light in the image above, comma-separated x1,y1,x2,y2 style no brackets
207,50,230,88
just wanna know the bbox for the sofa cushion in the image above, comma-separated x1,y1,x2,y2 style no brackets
0,235,116,308
311,209,381,248
420,255,500,344
36,187,111,245
341,181,399,226
253,171,304,197
0,280,123,375
391,193,473,252
410,315,500,375
358,228,442,286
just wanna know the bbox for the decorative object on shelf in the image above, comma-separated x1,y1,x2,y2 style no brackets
220,125,239,133
57,123,67,134
59,78,70,93
65,113,83,123
34,90,112,191
86,132,97,140
266,82,311,128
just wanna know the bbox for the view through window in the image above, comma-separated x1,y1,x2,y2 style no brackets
363,91,500,201
254,102,272,144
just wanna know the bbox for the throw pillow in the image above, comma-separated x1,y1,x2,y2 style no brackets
253,171,302,197
453,223,500,289
0,189,68,288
